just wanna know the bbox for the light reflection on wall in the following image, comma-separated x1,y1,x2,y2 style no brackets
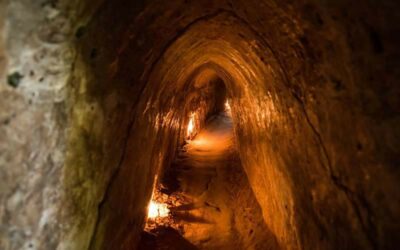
187,112,196,139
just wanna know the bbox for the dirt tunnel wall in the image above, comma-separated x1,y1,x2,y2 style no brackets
0,0,399,249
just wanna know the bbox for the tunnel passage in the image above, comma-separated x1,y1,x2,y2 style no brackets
140,109,280,250
76,7,399,249
1,0,399,250
137,73,280,249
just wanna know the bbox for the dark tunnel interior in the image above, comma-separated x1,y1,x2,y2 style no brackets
0,0,399,250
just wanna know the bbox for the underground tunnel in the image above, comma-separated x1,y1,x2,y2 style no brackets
0,0,399,250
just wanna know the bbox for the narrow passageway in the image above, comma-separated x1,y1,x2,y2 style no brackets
140,111,279,250
170,112,238,249
2,1,399,249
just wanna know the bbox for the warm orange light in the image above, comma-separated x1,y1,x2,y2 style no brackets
147,200,169,219
187,112,195,137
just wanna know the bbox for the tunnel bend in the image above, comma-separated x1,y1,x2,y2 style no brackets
0,0,394,250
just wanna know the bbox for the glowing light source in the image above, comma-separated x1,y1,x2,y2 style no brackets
187,112,195,138
147,200,169,219
225,100,231,112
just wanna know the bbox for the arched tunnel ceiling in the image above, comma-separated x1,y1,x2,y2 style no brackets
141,12,300,248
79,2,400,249
0,0,399,250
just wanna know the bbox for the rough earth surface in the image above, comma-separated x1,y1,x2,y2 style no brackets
0,0,399,250
140,113,279,249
